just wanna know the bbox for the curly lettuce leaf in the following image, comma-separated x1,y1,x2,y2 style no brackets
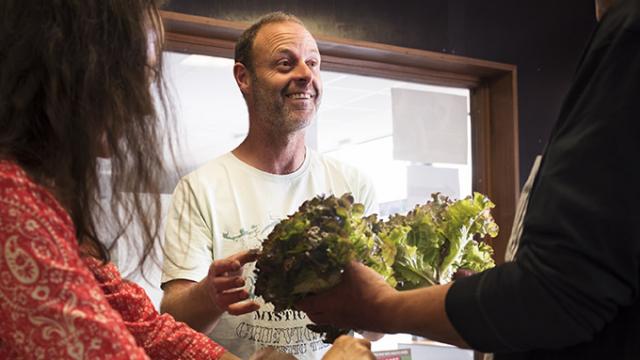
254,193,379,312
459,240,496,273
393,192,499,285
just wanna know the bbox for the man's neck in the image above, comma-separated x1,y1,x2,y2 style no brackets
232,130,307,175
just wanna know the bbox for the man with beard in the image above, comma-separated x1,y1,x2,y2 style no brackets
160,12,377,360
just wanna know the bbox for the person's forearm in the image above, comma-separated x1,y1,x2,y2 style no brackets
160,281,224,333
383,283,469,348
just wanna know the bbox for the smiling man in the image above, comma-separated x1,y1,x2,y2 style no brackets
159,12,377,360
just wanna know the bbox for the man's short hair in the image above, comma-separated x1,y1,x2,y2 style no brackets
234,12,305,72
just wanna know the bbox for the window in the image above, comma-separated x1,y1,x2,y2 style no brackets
164,52,473,217
161,11,520,265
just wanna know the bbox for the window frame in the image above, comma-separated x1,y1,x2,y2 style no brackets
161,10,520,264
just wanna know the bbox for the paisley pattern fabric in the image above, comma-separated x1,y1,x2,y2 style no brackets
0,161,226,359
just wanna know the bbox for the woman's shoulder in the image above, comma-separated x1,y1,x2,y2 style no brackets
0,160,78,264
0,160,36,193
0,160,73,227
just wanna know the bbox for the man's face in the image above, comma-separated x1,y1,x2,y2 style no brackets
247,21,322,134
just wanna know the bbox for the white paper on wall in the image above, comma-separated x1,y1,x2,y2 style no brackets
391,88,468,165
406,164,460,209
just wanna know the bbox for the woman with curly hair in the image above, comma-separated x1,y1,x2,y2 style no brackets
0,1,375,359
0,1,236,358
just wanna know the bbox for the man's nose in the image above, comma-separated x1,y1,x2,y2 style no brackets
292,62,314,83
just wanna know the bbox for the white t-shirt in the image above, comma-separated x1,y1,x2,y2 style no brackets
162,149,377,360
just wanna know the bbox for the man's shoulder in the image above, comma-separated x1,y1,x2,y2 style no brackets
307,151,377,211
181,153,237,184
311,151,367,179
190,152,235,174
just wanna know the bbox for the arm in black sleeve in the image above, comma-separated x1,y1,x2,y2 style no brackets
446,1,640,352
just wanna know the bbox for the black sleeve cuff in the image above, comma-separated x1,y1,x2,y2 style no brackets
445,266,514,353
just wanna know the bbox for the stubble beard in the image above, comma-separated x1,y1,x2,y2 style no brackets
251,82,318,135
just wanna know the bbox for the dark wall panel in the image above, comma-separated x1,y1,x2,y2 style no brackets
164,0,596,185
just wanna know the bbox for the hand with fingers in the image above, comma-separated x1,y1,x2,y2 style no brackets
202,249,261,316
296,261,462,347
295,261,398,333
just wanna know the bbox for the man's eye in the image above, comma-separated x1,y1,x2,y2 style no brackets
277,60,291,68
306,60,319,68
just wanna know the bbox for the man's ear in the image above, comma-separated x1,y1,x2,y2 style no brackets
234,62,251,97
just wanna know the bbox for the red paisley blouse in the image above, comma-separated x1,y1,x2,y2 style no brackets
0,161,226,359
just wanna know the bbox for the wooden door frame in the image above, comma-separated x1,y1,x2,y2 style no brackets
160,11,520,264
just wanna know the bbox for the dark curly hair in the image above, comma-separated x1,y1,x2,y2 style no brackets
0,0,170,266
